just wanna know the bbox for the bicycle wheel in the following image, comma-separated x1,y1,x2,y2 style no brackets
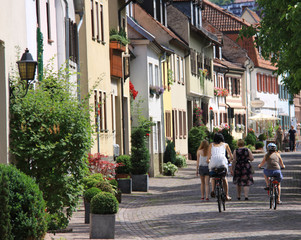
269,184,274,209
273,185,278,210
222,189,226,211
216,185,222,212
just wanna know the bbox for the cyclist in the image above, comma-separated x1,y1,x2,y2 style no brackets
258,143,285,204
207,133,233,201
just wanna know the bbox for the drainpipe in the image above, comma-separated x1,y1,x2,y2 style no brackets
63,0,69,72
77,11,84,102
245,55,254,132
160,52,167,167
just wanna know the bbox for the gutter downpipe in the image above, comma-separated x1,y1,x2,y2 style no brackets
201,42,212,112
77,11,84,102
63,0,70,73
118,0,135,155
245,55,254,132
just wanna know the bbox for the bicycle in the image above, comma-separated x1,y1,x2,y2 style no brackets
210,167,227,212
267,175,279,210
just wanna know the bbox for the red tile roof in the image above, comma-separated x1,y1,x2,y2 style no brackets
244,8,261,24
202,0,250,32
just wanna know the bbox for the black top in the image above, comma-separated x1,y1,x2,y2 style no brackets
288,129,296,140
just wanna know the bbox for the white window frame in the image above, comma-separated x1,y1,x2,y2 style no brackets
149,63,153,86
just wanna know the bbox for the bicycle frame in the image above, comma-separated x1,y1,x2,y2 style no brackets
268,176,279,210
213,176,226,212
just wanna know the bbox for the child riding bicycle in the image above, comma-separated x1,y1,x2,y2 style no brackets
258,143,285,204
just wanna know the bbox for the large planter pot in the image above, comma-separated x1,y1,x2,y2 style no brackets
117,178,132,194
84,200,90,224
90,213,116,239
132,174,149,192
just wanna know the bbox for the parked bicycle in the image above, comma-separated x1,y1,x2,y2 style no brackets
210,167,227,212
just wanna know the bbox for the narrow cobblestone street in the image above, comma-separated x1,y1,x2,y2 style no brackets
49,153,301,240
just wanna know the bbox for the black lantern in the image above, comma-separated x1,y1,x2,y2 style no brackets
11,48,37,98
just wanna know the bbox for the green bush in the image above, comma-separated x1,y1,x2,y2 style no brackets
246,144,255,151
163,162,178,176
82,173,104,190
96,181,115,194
245,130,257,146
255,141,264,149
163,140,176,164
188,126,208,160
90,192,119,214
83,187,102,203
116,155,132,174
174,154,187,168
258,133,267,141
9,65,93,230
220,128,235,151
0,164,47,239
131,126,150,175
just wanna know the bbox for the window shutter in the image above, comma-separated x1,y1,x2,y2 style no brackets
257,73,260,92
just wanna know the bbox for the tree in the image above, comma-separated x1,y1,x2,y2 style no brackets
9,64,93,230
240,0,301,94
209,0,234,6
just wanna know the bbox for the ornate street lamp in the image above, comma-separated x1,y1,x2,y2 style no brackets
10,48,37,98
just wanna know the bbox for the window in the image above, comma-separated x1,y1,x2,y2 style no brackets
223,113,227,123
94,90,98,132
257,73,261,92
232,78,240,95
183,111,187,138
149,63,153,85
264,75,267,92
91,0,95,39
190,49,196,75
99,91,103,130
177,56,180,82
153,0,157,20
197,52,202,77
155,65,159,86
181,57,184,84
103,92,107,131
225,77,230,90
165,111,171,138
46,0,52,42
100,3,104,42
179,111,183,138
96,2,99,41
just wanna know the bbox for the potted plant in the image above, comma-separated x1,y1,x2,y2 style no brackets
116,155,132,194
83,187,102,224
163,162,178,176
130,123,151,192
90,192,119,239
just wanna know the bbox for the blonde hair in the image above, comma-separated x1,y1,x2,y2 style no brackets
197,140,209,156
237,139,245,147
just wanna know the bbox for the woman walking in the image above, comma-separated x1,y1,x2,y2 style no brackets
232,139,254,200
196,140,210,201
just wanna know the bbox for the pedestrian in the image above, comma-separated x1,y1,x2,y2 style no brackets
288,125,297,151
231,139,254,200
275,125,283,152
196,140,210,201
207,133,233,201
258,143,285,204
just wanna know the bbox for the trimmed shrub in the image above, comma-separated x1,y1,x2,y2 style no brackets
0,164,47,240
163,140,176,164
174,154,187,168
96,181,115,194
245,131,257,146
116,155,132,174
90,192,119,214
255,141,264,149
163,162,178,176
258,133,267,141
188,126,208,160
82,173,104,190
83,187,102,203
109,179,118,189
0,171,12,240
131,126,150,175
246,144,255,151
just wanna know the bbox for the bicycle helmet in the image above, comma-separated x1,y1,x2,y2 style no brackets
267,143,277,151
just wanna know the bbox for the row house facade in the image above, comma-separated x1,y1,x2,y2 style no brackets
0,0,79,164
203,0,287,135
168,1,219,132
78,0,131,157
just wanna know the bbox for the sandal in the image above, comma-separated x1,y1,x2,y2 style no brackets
206,198,209,201
277,200,282,204
226,196,232,201
201,197,204,200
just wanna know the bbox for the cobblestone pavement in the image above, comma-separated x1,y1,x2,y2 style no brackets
49,153,301,240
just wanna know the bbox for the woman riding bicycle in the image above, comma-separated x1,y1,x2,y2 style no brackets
207,133,233,201
258,143,285,204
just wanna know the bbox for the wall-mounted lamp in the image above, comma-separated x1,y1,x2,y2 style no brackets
10,48,37,98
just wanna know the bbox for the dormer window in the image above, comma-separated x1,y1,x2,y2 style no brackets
153,0,157,20
191,2,202,29
219,47,222,60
